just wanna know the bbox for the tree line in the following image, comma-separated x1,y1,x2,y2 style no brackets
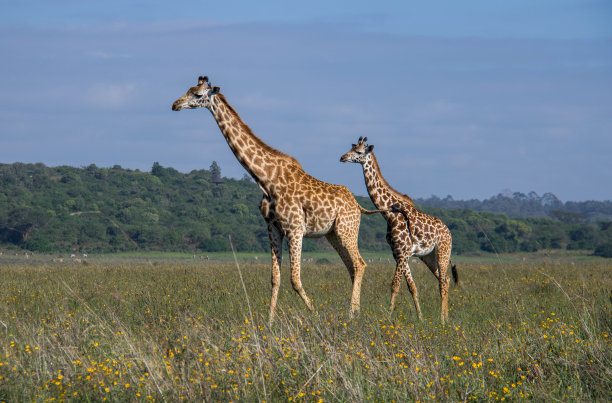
1,162,611,257
417,192,612,223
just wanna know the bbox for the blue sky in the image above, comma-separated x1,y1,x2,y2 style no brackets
1,1,611,201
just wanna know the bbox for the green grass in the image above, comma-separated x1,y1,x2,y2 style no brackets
0,253,610,401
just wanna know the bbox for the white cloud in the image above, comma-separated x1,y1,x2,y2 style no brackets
1,17,611,201
543,127,573,140
86,83,136,108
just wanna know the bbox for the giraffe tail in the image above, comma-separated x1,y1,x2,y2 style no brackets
357,204,388,215
451,261,459,284
389,203,413,237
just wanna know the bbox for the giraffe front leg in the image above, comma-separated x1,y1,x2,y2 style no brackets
267,222,283,324
390,256,422,320
387,231,403,314
389,263,402,314
402,261,423,321
287,231,315,312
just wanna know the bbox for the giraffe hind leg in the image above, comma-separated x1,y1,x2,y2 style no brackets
436,243,453,324
326,230,366,317
422,246,452,323
419,251,440,280
326,231,356,283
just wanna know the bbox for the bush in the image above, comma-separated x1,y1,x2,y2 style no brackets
199,237,230,252
520,239,539,252
593,242,612,258
23,234,53,253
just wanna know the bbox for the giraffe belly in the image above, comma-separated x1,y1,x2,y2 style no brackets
410,243,435,256
304,230,330,238
303,213,335,238
304,220,334,238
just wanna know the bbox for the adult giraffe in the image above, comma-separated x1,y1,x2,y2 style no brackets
172,76,384,322
340,137,458,323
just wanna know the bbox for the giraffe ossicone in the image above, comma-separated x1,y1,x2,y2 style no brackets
340,137,458,323
172,76,386,323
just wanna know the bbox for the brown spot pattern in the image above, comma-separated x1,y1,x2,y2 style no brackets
172,77,372,323
340,138,455,323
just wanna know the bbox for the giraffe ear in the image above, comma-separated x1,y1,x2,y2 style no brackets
351,144,357,148
210,86,220,95
367,145,374,153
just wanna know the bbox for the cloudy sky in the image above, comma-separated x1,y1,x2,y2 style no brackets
1,1,611,201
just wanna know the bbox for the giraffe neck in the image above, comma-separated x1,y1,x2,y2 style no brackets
209,94,300,194
361,153,414,209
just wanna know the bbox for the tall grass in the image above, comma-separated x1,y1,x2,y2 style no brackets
0,255,610,401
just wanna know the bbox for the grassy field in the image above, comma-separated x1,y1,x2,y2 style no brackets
0,251,610,401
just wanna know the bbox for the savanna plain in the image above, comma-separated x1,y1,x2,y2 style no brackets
0,251,610,402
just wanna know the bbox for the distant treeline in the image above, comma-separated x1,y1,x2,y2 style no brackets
1,162,611,257
417,192,612,224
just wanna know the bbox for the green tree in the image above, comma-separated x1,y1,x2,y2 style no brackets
593,243,612,258
210,161,221,178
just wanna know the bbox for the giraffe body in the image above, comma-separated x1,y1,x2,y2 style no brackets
172,77,382,322
340,137,456,323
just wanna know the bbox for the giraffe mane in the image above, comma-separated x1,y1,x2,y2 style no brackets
370,153,415,206
215,93,302,168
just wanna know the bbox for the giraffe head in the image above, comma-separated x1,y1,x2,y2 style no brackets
172,75,221,111
340,136,374,164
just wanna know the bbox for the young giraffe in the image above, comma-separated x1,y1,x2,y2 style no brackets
340,137,458,323
172,76,385,323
